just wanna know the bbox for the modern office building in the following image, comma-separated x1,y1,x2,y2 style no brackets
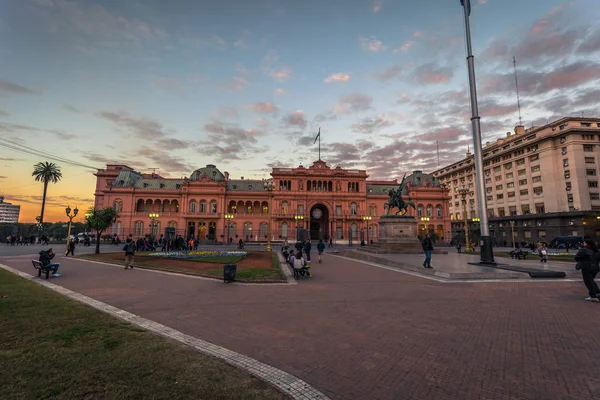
0,196,21,223
432,117,600,244
93,159,452,244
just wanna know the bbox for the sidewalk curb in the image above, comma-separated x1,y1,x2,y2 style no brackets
0,262,329,400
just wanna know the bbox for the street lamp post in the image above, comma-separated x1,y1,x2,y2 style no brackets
510,220,516,248
458,186,471,251
65,206,79,254
149,212,159,239
263,181,274,252
420,216,430,237
363,215,372,244
225,213,234,244
459,0,495,264
295,215,304,241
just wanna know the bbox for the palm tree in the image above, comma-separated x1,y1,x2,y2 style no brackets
32,162,63,225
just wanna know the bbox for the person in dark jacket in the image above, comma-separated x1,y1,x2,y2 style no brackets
304,240,312,263
65,239,75,256
39,248,61,277
421,233,434,269
123,235,136,270
574,240,600,302
317,239,325,263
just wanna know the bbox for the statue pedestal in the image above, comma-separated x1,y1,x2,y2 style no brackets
367,216,423,254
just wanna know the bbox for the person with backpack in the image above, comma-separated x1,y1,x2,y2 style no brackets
317,239,325,263
123,234,137,270
574,240,600,302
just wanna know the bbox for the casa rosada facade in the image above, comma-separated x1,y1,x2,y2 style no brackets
93,160,452,243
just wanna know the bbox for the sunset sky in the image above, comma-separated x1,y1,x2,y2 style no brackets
1,0,600,223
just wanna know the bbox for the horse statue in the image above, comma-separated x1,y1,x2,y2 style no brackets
384,174,416,216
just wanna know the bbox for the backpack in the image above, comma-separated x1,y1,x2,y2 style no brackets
124,242,135,255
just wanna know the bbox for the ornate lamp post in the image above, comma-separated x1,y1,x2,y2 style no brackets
263,181,274,252
225,213,234,244
420,216,430,236
65,205,78,254
363,215,372,244
510,220,516,248
149,212,159,239
458,186,471,250
295,215,304,241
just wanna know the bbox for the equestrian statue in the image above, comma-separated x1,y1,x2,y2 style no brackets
384,173,415,216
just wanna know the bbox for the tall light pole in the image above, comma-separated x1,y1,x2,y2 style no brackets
65,205,78,254
225,213,234,244
264,181,274,252
510,220,515,248
149,212,159,239
459,0,495,264
363,215,372,244
295,215,304,241
458,186,471,250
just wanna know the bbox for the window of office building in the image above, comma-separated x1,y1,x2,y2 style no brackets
507,182,515,188
518,169,526,176
496,184,503,190
564,159,569,167
519,179,527,185
529,154,539,161
506,172,514,179
508,191,515,198
587,169,597,176
586,157,595,164
495,176,502,181
520,189,529,195
509,206,517,216
534,187,543,195
591,193,600,200
535,203,545,213
584,144,595,152
531,166,540,173
498,208,505,217
565,170,571,179
497,194,504,199
568,194,574,203
532,176,542,183
493,166,501,172
516,158,525,166
590,181,599,188
562,147,567,155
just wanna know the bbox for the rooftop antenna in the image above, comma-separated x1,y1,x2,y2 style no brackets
149,168,159,176
513,56,523,126
436,141,440,167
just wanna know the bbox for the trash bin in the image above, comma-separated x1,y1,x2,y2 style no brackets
224,263,237,283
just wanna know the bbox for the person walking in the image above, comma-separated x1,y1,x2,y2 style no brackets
574,240,600,302
421,233,434,269
65,239,76,256
317,239,325,263
304,240,312,263
539,245,548,263
328,237,333,248
123,234,137,270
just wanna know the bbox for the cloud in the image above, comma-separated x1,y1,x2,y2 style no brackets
212,106,239,120
372,0,382,13
414,127,467,142
275,88,285,95
284,111,307,129
133,146,193,174
200,120,268,161
221,76,249,92
577,27,600,54
351,114,394,134
233,30,252,50
335,93,373,114
158,138,189,150
324,73,350,83
0,109,10,117
413,63,453,84
0,175,6,179
0,80,39,96
394,41,414,53
373,65,403,82
52,131,77,141
245,102,279,115
96,110,171,139
63,104,84,113
413,31,422,37
359,36,386,52
261,52,292,81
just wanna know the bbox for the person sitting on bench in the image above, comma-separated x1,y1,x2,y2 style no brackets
39,248,61,277
292,251,312,278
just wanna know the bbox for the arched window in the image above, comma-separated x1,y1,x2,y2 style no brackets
199,200,207,213
246,201,253,214
172,200,179,213
189,200,197,214
259,222,268,238
426,204,433,217
328,181,333,192
307,181,312,191
161,200,169,212
372,224,377,239
209,200,217,213
113,199,123,212
281,201,289,214
231,223,237,236
111,222,121,235
136,199,144,212
168,221,177,229
417,205,424,217
134,221,144,236
350,202,358,215
237,200,244,213
228,200,236,213
436,205,443,218
243,222,252,238
351,223,358,239
145,199,152,212
281,222,288,238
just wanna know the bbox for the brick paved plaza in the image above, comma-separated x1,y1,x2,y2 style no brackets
2,251,599,400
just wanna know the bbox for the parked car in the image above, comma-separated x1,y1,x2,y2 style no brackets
548,236,585,249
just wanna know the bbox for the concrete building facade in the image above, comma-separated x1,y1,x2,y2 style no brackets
0,196,21,223
94,160,452,244
432,117,600,244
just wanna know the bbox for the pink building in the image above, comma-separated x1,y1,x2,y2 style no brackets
94,160,451,243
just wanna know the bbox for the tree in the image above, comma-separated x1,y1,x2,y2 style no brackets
84,207,119,254
32,162,63,225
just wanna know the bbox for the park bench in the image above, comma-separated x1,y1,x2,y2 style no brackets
509,250,530,260
31,260,53,279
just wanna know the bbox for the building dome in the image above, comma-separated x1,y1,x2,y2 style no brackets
189,164,226,182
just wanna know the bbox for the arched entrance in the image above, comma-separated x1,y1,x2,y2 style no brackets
309,204,329,241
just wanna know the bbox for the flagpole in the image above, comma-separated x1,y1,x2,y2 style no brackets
319,128,321,160
460,0,495,264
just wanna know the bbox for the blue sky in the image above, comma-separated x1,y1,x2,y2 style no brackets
1,0,600,221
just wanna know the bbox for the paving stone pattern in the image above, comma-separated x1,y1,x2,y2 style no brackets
1,252,600,400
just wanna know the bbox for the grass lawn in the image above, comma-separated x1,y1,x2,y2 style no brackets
77,251,285,282
0,269,287,399
463,251,576,262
